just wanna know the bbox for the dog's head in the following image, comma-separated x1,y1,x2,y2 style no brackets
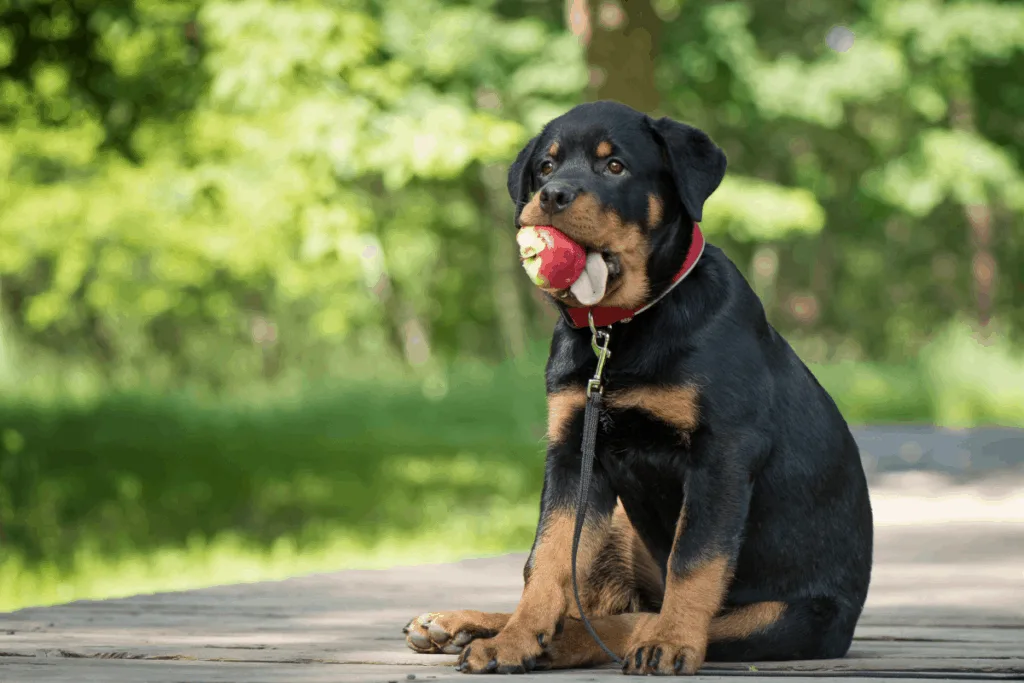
507,101,726,309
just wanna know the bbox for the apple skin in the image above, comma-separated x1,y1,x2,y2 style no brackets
516,225,586,290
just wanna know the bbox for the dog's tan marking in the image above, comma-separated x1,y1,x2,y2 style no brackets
607,385,700,436
520,192,544,225
524,512,609,614
647,193,663,228
596,141,613,158
547,388,586,444
664,554,731,636
665,508,734,643
710,602,787,641
548,141,560,157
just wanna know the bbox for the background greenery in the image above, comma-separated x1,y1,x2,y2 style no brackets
2,0,1023,611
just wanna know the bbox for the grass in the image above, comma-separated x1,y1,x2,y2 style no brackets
1,357,550,612
3,322,1024,612
2,510,541,609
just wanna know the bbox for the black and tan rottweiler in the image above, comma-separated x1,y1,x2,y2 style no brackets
403,101,873,675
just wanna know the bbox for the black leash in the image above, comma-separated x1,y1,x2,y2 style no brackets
569,315,622,665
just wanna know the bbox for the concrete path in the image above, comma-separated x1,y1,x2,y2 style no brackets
2,428,1023,682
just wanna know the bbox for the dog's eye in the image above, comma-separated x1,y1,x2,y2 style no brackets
607,160,625,175
540,161,554,176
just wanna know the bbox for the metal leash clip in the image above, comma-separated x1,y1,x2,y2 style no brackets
587,311,611,397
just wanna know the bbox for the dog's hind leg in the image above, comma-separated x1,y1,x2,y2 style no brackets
706,596,859,662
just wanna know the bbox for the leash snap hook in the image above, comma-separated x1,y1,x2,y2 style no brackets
587,311,611,397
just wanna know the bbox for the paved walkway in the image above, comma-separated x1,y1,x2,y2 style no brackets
2,429,1023,682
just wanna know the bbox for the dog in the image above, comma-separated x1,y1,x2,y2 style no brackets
403,100,873,675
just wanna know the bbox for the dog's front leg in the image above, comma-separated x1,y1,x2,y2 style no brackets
622,433,761,676
455,389,618,674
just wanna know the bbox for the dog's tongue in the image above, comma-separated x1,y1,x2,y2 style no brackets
570,252,608,306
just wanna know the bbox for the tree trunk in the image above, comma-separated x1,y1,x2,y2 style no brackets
950,96,996,330
567,0,661,113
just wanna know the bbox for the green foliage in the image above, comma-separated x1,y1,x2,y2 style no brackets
706,176,825,240
0,354,550,611
656,0,1024,359
865,128,1024,216
920,321,1024,427
0,0,587,390
3,0,1024,385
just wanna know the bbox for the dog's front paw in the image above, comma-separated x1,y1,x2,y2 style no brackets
403,611,507,655
621,636,704,676
455,625,551,674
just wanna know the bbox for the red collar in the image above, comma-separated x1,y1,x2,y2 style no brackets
561,223,705,329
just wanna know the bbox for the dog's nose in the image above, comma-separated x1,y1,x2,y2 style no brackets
539,183,576,214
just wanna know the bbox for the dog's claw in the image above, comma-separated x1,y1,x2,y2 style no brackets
408,631,432,650
650,646,662,671
428,622,451,645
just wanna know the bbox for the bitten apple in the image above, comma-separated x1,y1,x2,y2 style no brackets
516,225,587,290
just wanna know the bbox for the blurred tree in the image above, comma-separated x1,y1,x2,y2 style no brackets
570,0,661,112
0,0,587,390
652,0,1024,360
1,0,1023,393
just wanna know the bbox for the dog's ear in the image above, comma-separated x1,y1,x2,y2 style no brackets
648,117,726,223
506,134,540,224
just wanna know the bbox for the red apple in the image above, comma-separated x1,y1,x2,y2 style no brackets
517,225,587,290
